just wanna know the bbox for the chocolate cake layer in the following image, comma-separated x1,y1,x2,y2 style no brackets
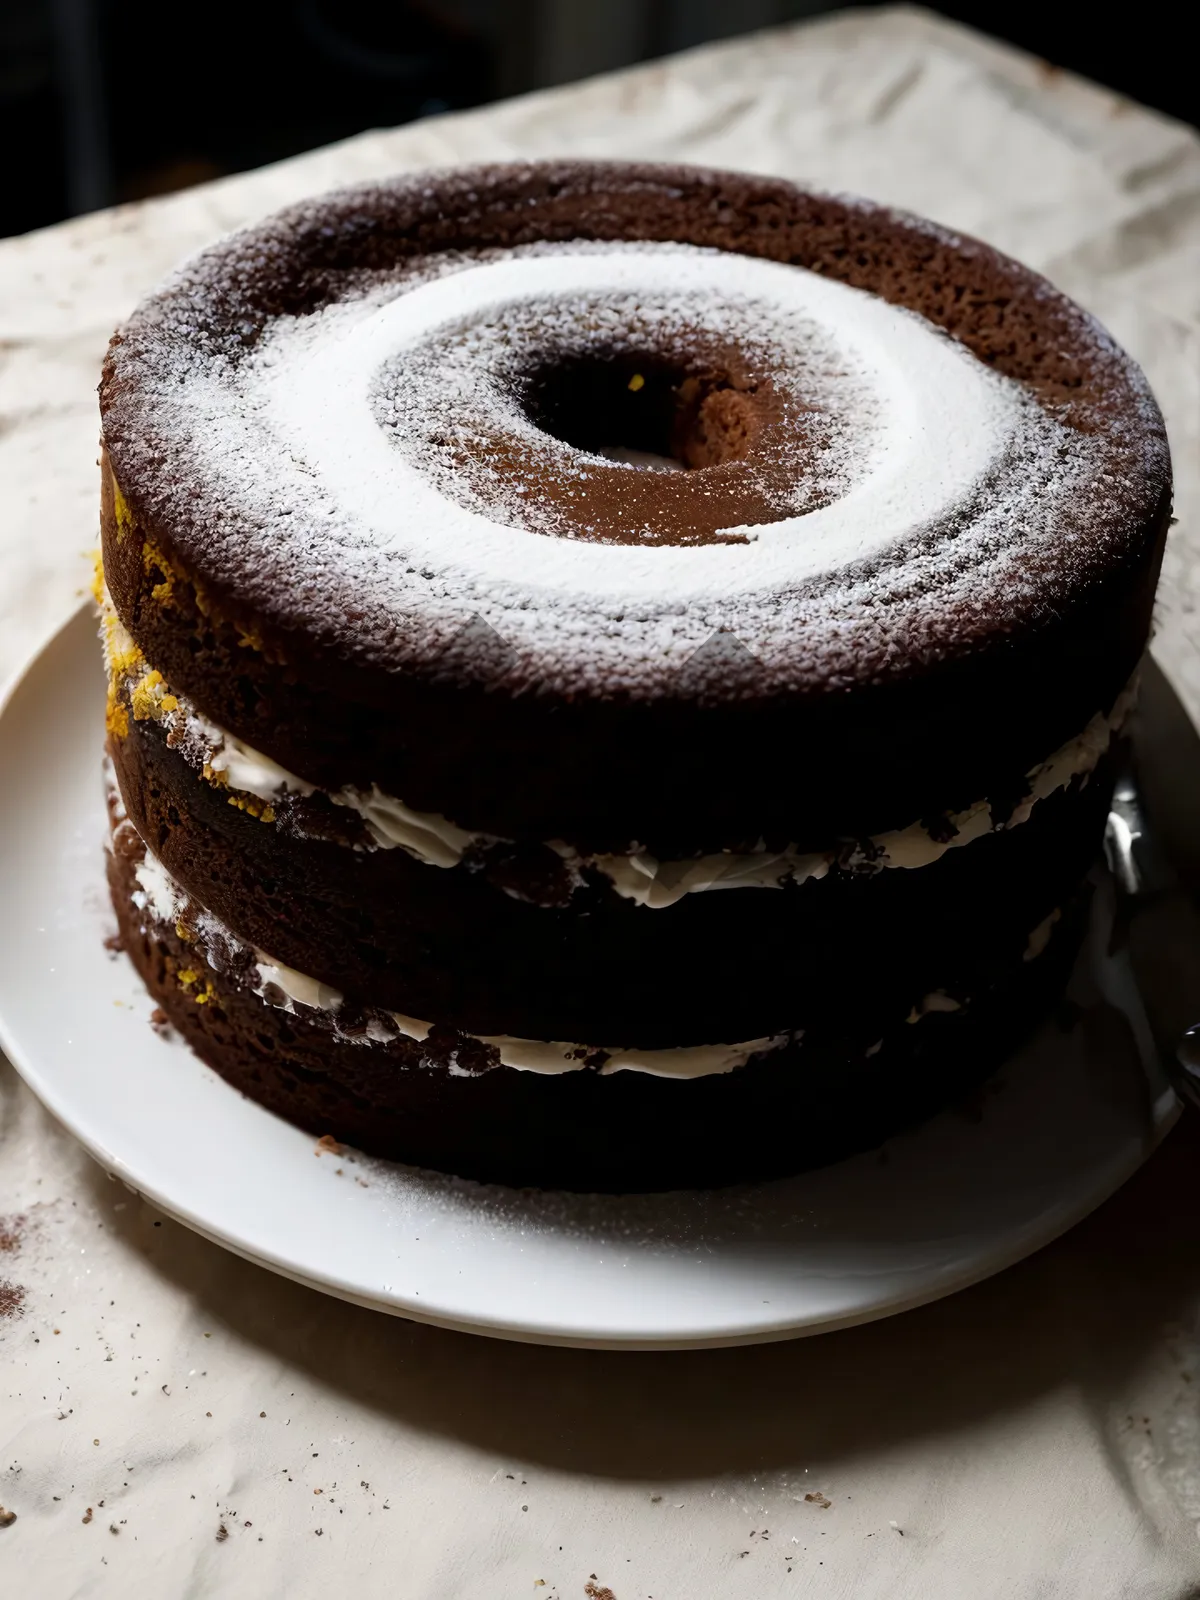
110,701,1117,1045
99,161,1171,854
96,159,1171,1189
108,833,1088,1191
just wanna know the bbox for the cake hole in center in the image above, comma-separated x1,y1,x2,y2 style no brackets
519,355,759,473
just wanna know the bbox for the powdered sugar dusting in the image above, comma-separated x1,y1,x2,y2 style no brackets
102,194,1168,699
244,247,1022,596
366,265,875,543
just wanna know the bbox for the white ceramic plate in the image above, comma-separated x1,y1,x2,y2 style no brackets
0,607,1180,1348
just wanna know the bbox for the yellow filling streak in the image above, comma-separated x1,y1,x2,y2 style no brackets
226,792,276,825
111,477,134,541
176,966,216,1005
105,691,129,740
142,536,177,606
129,667,171,722
97,552,143,741
96,548,276,828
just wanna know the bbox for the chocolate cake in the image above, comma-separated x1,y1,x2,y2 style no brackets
96,161,1171,1191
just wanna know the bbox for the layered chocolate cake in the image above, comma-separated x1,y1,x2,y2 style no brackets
97,161,1171,1190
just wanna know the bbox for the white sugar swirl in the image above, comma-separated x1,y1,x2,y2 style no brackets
253,247,1022,600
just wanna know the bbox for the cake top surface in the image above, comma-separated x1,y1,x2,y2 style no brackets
100,161,1170,701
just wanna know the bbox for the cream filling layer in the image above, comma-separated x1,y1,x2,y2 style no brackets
129,848,785,1078
191,685,1135,907
126,846,1061,1081
102,591,1132,908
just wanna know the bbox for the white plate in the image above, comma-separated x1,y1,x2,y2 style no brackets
0,607,1180,1348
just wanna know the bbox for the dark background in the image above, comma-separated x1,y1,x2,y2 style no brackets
3,0,1196,241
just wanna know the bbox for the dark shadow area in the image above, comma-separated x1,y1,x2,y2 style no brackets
1135,655,1200,898
3,0,1194,240
520,352,757,470
932,0,1198,130
0,0,494,237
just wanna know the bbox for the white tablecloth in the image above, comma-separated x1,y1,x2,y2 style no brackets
3,9,1200,1595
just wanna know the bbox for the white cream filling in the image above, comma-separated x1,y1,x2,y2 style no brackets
130,847,181,923
227,935,988,1078
572,844,832,907
253,958,344,1015
127,846,1059,1080
104,591,1132,907
493,1035,782,1079
248,948,785,1078
130,848,785,1078
201,731,487,866
210,741,304,805
905,990,963,1024
193,683,1135,907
